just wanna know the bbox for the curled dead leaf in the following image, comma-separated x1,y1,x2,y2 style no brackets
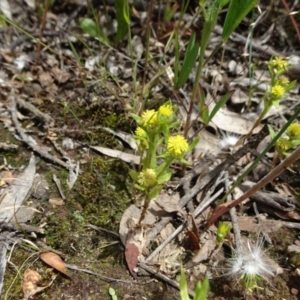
22,269,42,299
39,252,69,277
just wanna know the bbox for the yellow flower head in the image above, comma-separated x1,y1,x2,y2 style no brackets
277,76,290,86
276,137,291,152
287,123,300,137
135,127,148,148
271,84,285,98
167,135,188,157
217,222,231,242
138,168,157,187
135,127,147,137
158,103,174,123
140,110,159,128
269,57,288,72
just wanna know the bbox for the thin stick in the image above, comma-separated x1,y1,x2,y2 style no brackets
207,145,300,226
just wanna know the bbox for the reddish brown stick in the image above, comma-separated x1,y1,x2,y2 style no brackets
207,146,300,227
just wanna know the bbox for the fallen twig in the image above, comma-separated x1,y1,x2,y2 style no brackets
207,145,300,226
10,93,75,171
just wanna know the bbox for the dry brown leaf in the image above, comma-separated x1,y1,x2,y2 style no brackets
154,193,181,212
22,268,59,300
0,170,14,185
182,214,200,253
22,269,42,299
123,220,147,278
125,241,139,278
49,197,65,206
38,71,54,87
39,252,69,277
51,66,71,84
237,216,283,233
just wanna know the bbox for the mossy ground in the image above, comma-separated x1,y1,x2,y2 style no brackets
1,95,178,299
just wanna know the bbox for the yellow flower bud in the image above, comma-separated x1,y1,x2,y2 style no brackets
140,110,158,127
271,84,285,98
167,135,188,157
135,127,147,137
135,127,149,148
158,104,174,123
269,57,288,72
138,169,157,187
287,123,300,137
276,137,291,152
277,76,290,86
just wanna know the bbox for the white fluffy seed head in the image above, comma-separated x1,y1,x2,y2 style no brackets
219,131,240,149
227,239,275,281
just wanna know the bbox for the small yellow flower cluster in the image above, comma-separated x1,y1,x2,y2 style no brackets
276,137,291,152
138,168,157,187
269,57,288,72
140,109,158,127
271,84,285,98
167,135,188,157
135,127,147,137
217,222,231,243
287,123,300,137
158,103,174,122
277,76,290,86
135,127,149,148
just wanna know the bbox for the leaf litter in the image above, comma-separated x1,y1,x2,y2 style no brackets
0,0,300,299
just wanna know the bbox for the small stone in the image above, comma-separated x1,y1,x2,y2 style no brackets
291,288,298,295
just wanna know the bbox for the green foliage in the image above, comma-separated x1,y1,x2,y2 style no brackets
131,102,198,201
180,266,209,300
109,287,118,300
174,33,200,89
250,57,297,132
164,2,179,22
114,0,130,43
202,91,234,124
222,0,259,42
219,106,300,203
269,123,300,156
131,101,198,222
79,17,110,45
217,221,231,243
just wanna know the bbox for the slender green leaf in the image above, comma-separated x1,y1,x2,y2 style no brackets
129,170,139,182
149,185,163,200
193,277,209,300
222,0,259,42
267,125,276,139
180,266,190,300
174,33,199,89
79,18,99,38
188,137,200,152
164,2,178,22
206,90,234,123
174,31,180,86
220,105,300,203
115,0,129,43
79,18,109,45
123,0,130,24
157,171,172,185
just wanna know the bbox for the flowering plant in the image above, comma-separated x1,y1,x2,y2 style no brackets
130,101,199,223
269,123,300,156
226,238,275,292
253,57,296,130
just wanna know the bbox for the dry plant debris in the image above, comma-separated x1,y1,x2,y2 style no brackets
0,0,300,299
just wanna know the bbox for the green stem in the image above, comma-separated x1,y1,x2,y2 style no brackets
157,157,174,178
